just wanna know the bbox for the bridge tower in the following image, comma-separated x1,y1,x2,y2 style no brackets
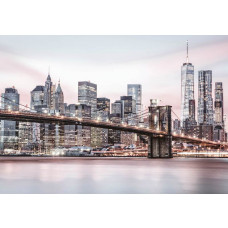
148,105,172,158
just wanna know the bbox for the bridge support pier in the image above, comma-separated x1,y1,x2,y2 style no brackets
148,135,172,158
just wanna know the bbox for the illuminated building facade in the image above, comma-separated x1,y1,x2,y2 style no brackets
198,70,213,125
181,41,195,127
78,81,97,118
214,82,225,141
127,84,142,116
0,87,20,150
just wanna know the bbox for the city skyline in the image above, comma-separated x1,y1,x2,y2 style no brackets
0,35,228,119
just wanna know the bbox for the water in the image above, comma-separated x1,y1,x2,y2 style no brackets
0,157,228,193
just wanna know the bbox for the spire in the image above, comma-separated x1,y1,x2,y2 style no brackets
186,40,189,63
46,66,51,82
56,79,62,93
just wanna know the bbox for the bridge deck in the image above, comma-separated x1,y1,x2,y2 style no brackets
0,110,227,147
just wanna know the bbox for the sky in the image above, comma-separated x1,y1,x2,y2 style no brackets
0,35,228,120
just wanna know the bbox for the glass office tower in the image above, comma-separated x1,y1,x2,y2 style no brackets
181,41,195,126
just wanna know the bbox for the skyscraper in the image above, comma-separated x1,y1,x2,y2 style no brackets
97,97,110,113
78,81,97,147
92,97,110,147
198,70,213,125
1,87,19,111
65,103,91,146
44,73,56,112
127,84,142,115
31,86,46,111
189,99,196,123
214,82,223,125
55,81,64,114
120,96,136,119
78,81,97,118
44,74,52,109
111,100,124,119
0,87,20,150
214,82,224,141
181,41,195,126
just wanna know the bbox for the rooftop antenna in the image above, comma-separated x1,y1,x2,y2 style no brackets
48,65,50,75
186,40,189,63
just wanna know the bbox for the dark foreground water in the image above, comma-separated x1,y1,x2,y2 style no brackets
0,157,228,194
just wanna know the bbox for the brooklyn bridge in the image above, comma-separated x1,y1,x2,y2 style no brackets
0,105,227,158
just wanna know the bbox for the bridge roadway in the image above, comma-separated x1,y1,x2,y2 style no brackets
0,109,227,148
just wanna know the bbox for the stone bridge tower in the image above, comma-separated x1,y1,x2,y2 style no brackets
148,105,172,158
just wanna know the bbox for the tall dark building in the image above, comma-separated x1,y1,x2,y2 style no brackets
173,119,181,134
189,99,196,123
108,113,121,145
120,96,136,119
214,82,224,125
214,82,225,141
196,70,214,140
198,70,213,125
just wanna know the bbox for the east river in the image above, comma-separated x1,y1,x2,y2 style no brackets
0,157,228,193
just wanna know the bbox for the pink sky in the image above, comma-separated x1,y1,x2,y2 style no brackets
0,35,228,123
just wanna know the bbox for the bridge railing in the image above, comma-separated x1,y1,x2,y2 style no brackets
0,109,228,148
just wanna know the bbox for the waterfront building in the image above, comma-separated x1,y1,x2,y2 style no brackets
181,41,195,127
198,70,213,125
64,104,77,147
197,70,213,140
0,87,20,150
30,85,48,152
224,114,227,142
65,104,91,147
108,113,121,145
91,110,109,147
91,97,110,147
31,73,64,153
120,96,137,145
78,81,97,146
214,82,225,141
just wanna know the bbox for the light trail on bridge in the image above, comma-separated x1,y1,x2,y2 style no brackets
0,109,227,148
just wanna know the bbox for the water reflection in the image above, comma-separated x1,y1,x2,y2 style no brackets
0,157,228,193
